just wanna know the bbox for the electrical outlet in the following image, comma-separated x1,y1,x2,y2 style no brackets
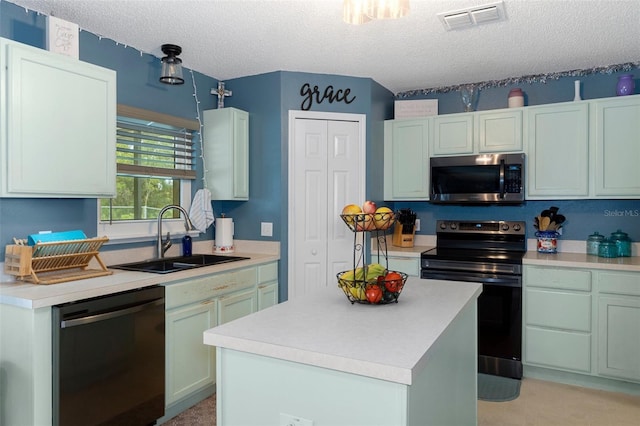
280,413,313,426
415,219,421,232
261,222,273,237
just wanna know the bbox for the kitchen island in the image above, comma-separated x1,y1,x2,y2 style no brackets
204,277,482,426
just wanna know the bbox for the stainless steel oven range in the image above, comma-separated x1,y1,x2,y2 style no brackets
421,220,526,379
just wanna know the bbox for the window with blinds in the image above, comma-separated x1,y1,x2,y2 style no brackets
116,118,196,180
99,105,199,223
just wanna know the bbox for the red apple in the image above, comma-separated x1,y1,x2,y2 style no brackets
362,200,377,214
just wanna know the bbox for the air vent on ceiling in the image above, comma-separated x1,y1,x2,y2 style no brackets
438,1,506,31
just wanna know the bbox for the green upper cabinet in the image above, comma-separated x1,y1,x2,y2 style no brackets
431,113,473,156
431,109,523,156
383,118,430,201
526,102,589,199
0,38,116,198
477,109,523,153
203,107,250,200
591,96,640,198
432,113,474,155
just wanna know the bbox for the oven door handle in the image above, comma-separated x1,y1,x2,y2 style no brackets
421,271,521,287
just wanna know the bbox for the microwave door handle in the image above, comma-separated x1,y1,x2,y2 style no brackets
499,159,505,199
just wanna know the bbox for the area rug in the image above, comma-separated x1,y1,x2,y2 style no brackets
478,373,521,402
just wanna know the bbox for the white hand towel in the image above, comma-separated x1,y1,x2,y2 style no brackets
189,189,214,232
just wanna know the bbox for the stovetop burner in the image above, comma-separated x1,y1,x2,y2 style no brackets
421,220,527,265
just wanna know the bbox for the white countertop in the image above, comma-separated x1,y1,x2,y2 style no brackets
523,251,640,272
203,277,482,386
0,251,279,309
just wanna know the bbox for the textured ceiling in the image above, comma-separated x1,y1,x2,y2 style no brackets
7,0,640,94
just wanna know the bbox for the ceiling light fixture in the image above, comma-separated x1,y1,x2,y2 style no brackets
343,0,410,25
159,44,184,85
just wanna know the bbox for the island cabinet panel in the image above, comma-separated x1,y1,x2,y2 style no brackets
596,271,640,382
591,95,640,197
383,118,430,201
210,283,479,426
0,37,116,198
165,300,217,405
525,102,589,198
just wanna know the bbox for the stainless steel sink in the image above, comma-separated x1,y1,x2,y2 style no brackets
111,254,250,274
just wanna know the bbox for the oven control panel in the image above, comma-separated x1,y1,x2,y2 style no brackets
437,220,525,235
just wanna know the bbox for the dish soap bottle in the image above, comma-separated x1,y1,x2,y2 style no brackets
182,235,192,257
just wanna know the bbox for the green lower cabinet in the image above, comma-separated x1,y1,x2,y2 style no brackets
164,261,278,414
386,256,421,277
597,296,640,381
218,288,257,324
524,265,640,388
524,280,592,373
596,270,640,383
257,262,279,310
525,326,591,373
166,300,217,405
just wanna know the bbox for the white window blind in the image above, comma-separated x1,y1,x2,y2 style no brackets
116,115,196,180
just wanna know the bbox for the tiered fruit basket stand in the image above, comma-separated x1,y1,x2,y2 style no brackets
337,211,408,305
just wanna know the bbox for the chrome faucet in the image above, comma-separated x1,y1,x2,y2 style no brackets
156,205,197,258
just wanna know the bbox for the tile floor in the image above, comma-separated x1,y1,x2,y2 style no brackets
478,377,640,426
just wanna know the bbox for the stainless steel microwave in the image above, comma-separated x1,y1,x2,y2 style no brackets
430,153,525,204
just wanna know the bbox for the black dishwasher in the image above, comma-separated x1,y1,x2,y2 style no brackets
52,286,165,426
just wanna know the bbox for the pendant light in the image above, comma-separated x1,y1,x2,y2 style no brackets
159,44,184,85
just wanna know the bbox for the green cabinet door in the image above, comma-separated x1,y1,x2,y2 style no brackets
592,95,640,197
477,109,523,153
523,266,592,373
166,300,217,405
203,107,250,200
218,288,257,324
0,37,116,198
432,113,474,155
526,102,589,198
597,296,640,382
383,118,430,200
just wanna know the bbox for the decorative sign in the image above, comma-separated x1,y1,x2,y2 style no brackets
47,16,79,59
394,99,439,118
300,83,356,111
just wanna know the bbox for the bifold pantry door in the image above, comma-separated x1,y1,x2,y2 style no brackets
288,112,365,300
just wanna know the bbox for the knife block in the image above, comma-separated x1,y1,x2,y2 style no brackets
392,223,416,248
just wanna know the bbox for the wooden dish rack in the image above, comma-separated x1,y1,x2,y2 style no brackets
4,237,112,285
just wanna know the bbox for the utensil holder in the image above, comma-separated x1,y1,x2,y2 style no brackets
536,231,558,253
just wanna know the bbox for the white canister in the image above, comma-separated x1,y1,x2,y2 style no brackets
214,217,235,253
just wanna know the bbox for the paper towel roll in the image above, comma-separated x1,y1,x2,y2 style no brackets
214,217,235,253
